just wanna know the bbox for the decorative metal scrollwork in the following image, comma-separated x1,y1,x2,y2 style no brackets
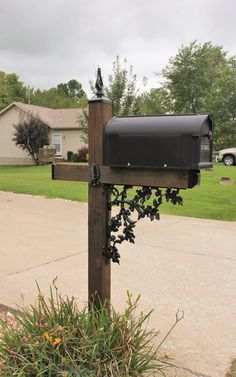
104,185,183,264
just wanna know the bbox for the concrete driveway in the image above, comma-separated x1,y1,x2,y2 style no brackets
0,191,235,377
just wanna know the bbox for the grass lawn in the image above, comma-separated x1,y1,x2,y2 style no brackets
0,164,235,221
0,165,88,202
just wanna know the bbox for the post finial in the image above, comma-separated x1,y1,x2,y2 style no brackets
95,67,104,98
89,67,111,103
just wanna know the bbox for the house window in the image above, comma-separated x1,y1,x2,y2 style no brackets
52,133,62,156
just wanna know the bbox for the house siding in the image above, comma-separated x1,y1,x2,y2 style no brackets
49,129,85,160
0,104,85,165
0,106,33,165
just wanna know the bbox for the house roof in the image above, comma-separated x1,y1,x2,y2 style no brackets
0,102,84,129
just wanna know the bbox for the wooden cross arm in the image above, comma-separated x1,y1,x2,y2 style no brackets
52,163,90,182
52,163,194,189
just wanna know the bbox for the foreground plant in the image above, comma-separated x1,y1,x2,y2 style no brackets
0,282,183,376
226,359,236,377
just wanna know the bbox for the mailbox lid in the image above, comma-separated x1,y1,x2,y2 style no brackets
105,114,212,135
104,113,213,169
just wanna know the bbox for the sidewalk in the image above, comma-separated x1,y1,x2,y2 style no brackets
0,191,235,377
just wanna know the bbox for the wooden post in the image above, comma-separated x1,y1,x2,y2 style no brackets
88,96,112,307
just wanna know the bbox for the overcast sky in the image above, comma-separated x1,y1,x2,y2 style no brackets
0,0,236,95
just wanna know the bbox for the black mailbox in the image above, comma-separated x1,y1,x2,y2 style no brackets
104,114,213,170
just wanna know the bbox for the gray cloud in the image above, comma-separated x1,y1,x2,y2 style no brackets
0,0,235,94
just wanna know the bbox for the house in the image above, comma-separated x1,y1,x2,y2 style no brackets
0,102,86,165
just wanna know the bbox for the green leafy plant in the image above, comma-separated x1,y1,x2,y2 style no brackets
70,152,79,162
67,151,73,161
0,281,183,376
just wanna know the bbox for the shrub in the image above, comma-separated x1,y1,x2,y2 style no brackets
0,282,183,376
13,118,50,165
67,151,73,161
77,146,88,162
70,152,79,162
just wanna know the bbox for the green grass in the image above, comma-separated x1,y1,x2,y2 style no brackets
0,165,88,202
160,164,236,221
0,164,235,221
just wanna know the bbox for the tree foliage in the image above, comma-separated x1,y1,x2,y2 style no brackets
137,87,170,115
31,88,78,109
13,118,50,165
162,41,228,113
127,40,236,150
0,71,87,110
78,108,89,144
160,41,236,149
0,71,27,110
104,56,139,116
206,58,236,148
31,80,87,109
81,56,140,143
57,79,86,101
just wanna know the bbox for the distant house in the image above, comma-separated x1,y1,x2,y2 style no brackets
0,102,85,165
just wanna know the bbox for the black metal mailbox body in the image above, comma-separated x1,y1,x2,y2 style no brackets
104,114,213,170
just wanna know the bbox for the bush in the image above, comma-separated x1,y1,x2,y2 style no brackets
13,118,50,165
77,146,88,162
0,282,182,376
67,148,88,163
67,151,73,161
70,153,79,162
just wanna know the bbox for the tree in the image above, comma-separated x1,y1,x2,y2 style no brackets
104,56,139,116
13,118,49,165
162,41,228,113
31,83,87,109
206,58,236,148
161,41,236,149
0,71,88,110
78,108,89,144
31,88,77,108
57,79,86,101
0,71,27,110
137,87,170,115
81,56,140,143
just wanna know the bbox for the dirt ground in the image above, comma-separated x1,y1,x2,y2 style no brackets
0,191,236,377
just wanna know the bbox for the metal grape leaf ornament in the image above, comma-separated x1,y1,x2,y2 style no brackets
104,185,183,263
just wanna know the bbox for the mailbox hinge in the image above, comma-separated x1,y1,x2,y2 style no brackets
90,164,101,187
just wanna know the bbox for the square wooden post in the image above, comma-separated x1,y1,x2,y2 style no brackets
88,96,112,307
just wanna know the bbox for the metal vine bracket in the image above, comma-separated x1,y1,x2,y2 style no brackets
104,185,183,263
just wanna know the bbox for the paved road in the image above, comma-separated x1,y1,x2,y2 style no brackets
0,191,236,377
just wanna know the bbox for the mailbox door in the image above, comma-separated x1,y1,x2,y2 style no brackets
106,134,181,168
200,120,213,165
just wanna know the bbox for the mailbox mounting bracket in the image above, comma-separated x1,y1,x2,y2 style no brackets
104,185,183,263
